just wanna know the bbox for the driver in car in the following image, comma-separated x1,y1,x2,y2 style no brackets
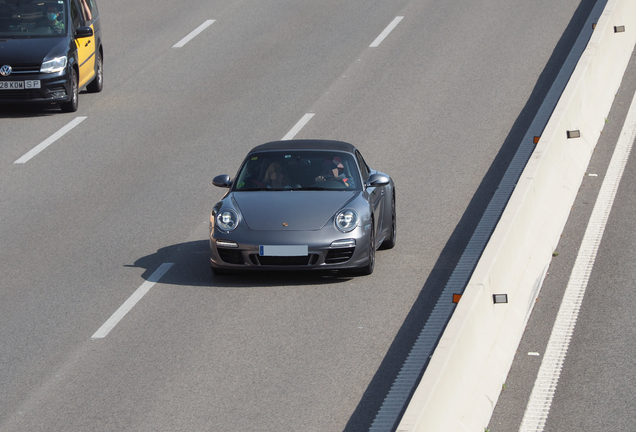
314,157,354,188
42,4,64,33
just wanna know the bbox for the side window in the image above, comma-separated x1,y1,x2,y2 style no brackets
69,0,81,30
355,151,370,181
86,0,98,16
77,0,96,24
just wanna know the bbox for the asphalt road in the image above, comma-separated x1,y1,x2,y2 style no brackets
489,45,636,432
0,0,602,430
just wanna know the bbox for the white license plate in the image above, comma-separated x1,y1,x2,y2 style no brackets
259,245,308,256
0,80,41,90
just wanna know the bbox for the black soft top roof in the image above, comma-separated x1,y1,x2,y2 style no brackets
249,139,357,154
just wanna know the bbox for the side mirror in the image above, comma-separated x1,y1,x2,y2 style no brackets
365,173,390,187
75,26,94,38
213,174,232,188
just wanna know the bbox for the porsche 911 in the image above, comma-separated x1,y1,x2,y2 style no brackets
209,139,396,275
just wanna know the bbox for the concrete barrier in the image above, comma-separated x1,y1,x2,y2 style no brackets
396,0,636,430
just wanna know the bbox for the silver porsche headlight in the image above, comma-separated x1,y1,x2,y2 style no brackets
335,209,358,232
216,209,239,232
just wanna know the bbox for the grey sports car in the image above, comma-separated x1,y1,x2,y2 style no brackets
209,140,395,275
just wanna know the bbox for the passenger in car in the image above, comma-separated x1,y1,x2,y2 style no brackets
262,161,291,189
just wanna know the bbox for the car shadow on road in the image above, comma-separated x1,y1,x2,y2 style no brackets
0,104,64,118
340,0,602,430
128,239,353,288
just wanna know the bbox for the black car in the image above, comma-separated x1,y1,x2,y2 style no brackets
0,0,103,112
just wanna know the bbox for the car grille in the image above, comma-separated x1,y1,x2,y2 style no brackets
220,249,353,267
325,247,355,264
250,254,319,266
218,249,245,265
6,64,41,74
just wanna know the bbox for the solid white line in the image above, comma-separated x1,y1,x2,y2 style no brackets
14,117,87,164
173,19,216,48
370,16,404,48
519,89,636,432
282,113,314,140
92,263,174,339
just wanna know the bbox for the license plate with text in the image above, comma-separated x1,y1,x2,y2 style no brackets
259,245,308,256
0,80,41,90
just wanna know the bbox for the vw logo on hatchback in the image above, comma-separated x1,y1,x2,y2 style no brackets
0,65,12,76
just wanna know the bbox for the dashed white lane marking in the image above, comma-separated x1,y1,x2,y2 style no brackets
519,84,636,432
173,20,216,48
282,113,314,140
14,117,86,164
370,16,403,48
92,263,174,339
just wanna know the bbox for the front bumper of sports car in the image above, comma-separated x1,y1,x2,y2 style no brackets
209,224,372,272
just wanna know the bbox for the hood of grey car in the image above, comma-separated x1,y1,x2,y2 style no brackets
233,191,358,231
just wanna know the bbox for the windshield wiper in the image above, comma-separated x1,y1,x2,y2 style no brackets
238,187,288,191
291,186,332,191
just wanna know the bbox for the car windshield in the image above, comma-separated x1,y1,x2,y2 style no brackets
0,0,67,37
233,150,361,192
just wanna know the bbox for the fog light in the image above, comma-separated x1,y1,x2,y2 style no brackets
330,239,355,248
493,294,508,304
216,239,238,248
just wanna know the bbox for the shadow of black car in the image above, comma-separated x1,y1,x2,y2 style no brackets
0,89,95,118
0,103,63,117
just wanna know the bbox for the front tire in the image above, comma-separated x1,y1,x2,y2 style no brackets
61,69,78,113
359,221,375,275
86,51,103,93
380,192,396,250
